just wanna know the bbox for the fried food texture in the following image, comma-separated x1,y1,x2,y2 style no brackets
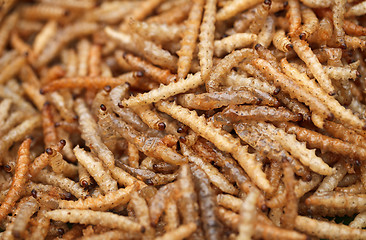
1,0,366,239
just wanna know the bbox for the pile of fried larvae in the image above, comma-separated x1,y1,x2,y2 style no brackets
4,0,366,239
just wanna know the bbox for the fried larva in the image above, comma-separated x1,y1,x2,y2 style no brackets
295,215,366,239
217,207,308,240
0,115,41,164
257,122,334,175
305,192,366,212
299,6,319,40
177,0,204,79
273,30,292,52
192,163,223,240
59,183,139,211
149,182,180,226
74,146,118,193
119,162,178,186
41,76,138,93
49,151,78,178
291,38,335,96
163,199,179,233
332,0,346,48
75,98,116,169
147,1,190,24
176,164,203,239
109,166,144,188
207,48,254,91
155,223,197,240
346,0,366,17
120,72,203,107
0,55,26,84
3,0,366,238
19,66,46,111
120,51,176,85
350,211,366,229
46,209,145,233
28,208,50,240
198,0,217,83
214,33,257,57
223,105,302,122
76,38,90,77
129,19,183,43
234,123,310,179
177,89,260,110
156,100,271,192
281,161,298,230
0,98,12,126
100,111,186,165
0,13,18,56
33,169,87,199
278,121,366,161
257,16,275,48
105,28,177,71
36,22,98,68
127,142,140,168
288,0,301,36
38,0,95,10
237,190,259,240
0,139,31,222
20,4,68,21
130,191,155,238
9,196,39,239
315,161,348,194
182,144,237,194
253,58,331,121
280,58,365,129
28,140,65,177
216,0,262,21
